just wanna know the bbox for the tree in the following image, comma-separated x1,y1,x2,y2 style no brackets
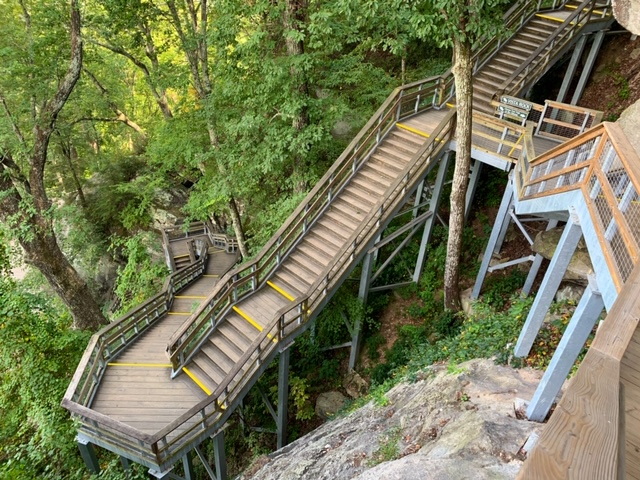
0,0,107,330
410,0,508,311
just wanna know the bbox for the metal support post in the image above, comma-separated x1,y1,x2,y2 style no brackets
277,347,290,449
413,152,451,283
413,179,425,219
570,31,605,105
120,456,131,472
471,179,514,299
556,34,587,104
213,430,227,480
514,212,582,357
465,160,483,222
522,219,559,296
350,252,374,369
77,435,100,474
526,280,603,421
182,451,195,480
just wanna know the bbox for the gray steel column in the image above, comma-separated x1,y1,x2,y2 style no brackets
570,31,605,105
556,34,587,104
514,213,582,357
522,219,559,296
213,430,227,480
413,179,425,219
413,152,451,283
471,179,514,299
120,456,131,472
182,451,194,480
350,252,374,369
77,436,100,474
277,347,291,449
465,160,483,222
526,281,603,421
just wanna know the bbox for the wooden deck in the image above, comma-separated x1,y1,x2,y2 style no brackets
89,248,238,436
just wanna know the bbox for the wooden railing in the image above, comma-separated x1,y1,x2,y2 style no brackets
165,77,455,372
497,0,612,99
61,241,210,465
516,122,640,290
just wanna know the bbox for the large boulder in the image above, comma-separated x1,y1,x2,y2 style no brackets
343,371,369,399
613,0,640,35
315,392,347,420
531,227,593,284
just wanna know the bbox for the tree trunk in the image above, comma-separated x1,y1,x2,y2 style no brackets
0,0,108,331
444,37,473,312
228,197,250,259
283,0,310,193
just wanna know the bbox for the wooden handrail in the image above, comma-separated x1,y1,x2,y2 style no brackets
497,0,612,98
147,108,457,467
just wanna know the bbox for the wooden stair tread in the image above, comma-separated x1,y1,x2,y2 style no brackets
185,361,218,393
351,176,387,197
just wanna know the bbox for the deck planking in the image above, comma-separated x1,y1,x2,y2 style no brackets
89,249,238,435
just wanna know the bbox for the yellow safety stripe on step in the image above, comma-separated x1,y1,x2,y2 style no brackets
564,4,606,15
175,295,207,299
233,306,277,343
174,254,190,259
183,367,212,395
535,13,580,25
107,363,172,367
446,102,455,108
267,281,295,301
395,123,430,138
168,312,192,315
203,274,219,278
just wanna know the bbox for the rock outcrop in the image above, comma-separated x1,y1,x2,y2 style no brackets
242,359,545,480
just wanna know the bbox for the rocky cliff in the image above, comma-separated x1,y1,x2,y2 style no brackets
242,360,546,480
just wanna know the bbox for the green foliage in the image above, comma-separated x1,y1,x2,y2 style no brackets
110,233,168,315
0,276,89,479
367,427,402,466
289,376,315,421
482,269,528,310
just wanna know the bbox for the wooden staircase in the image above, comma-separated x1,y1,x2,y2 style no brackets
181,127,426,396
62,0,617,474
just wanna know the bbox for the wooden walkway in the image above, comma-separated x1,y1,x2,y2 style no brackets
63,0,616,473
89,247,238,436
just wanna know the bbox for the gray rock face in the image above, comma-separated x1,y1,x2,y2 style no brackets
531,228,593,283
243,360,544,480
315,391,347,420
555,283,585,304
613,0,640,35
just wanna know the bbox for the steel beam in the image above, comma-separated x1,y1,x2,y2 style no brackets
413,152,451,282
514,212,582,357
77,435,100,475
277,347,290,449
526,280,603,421
350,252,374,369
465,160,483,222
472,178,514,299
522,219,559,296
570,31,605,105
556,34,587,103
213,431,227,480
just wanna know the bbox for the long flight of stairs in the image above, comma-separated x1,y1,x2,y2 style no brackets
183,127,426,395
